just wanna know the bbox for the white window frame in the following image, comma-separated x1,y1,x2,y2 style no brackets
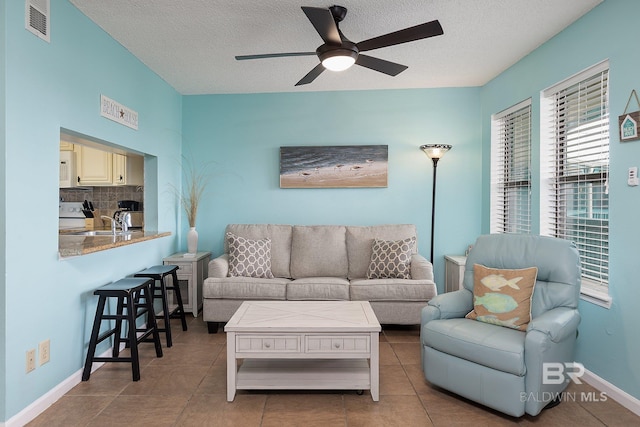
491,99,532,234
540,59,611,308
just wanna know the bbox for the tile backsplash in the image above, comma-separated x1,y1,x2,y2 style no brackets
60,185,143,221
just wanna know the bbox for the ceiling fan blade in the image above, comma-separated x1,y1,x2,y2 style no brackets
235,52,316,60
301,6,341,45
357,20,444,52
295,63,325,86
356,54,408,76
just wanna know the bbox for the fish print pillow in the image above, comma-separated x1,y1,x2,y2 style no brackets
466,264,538,331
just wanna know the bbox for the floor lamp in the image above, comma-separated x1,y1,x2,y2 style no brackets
420,144,452,263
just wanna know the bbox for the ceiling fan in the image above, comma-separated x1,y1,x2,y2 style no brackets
235,5,444,86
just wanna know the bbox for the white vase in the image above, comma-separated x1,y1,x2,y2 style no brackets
187,227,198,254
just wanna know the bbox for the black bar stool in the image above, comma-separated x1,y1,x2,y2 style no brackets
135,265,187,347
82,277,163,381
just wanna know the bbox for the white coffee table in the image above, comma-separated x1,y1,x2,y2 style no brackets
224,300,381,402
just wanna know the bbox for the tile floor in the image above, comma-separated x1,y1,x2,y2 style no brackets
28,316,639,426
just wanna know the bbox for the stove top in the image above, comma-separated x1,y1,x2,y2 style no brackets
59,202,87,230
59,202,85,218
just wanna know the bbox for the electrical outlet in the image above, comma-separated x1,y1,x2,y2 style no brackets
39,339,50,365
26,349,36,373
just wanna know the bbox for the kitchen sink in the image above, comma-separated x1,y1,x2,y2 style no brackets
65,230,139,237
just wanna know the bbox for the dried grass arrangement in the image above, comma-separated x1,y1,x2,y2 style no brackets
171,156,210,228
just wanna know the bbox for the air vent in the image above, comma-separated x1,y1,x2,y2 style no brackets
25,0,50,42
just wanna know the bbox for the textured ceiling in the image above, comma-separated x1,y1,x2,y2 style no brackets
69,0,602,95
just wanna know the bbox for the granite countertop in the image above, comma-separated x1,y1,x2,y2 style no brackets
58,228,171,258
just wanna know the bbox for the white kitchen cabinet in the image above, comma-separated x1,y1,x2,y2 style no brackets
113,153,144,186
75,147,143,186
60,140,74,151
75,145,113,186
445,255,467,293
113,153,126,185
163,252,211,316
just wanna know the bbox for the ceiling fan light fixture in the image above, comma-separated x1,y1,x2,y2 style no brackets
321,51,356,71
318,45,358,71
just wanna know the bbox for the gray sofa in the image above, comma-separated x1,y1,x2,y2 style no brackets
203,224,437,332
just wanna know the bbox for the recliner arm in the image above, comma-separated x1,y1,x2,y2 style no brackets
524,306,581,416
527,307,581,343
421,289,474,323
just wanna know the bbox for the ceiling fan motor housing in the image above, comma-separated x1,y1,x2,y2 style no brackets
317,40,358,71
317,41,358,61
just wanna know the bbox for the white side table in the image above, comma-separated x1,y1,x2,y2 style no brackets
444,255,467,293
163,251,211,317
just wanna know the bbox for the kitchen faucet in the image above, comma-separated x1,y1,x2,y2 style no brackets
101,215,117,234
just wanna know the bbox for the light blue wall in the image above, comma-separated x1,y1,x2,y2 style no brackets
2,0,182,421
1,0,7,421
4,0,638,422
182,89,482,288
481,0,640,400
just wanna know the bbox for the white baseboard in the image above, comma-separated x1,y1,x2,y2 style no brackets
2,348,112,427
3,370,87,427
582,368,640,417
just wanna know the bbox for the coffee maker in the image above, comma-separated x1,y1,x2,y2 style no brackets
114,200,143,229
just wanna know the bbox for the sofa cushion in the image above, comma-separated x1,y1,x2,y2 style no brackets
466,264,538,331
346,225,417,279
226,232,274,279
350,278,437,302
290,225,348,278
287,277,350,301
226,224,292,278
367,236,416,279
203,277,288,300
422,318,526,376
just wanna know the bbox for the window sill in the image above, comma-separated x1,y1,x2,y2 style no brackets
580,285,612,309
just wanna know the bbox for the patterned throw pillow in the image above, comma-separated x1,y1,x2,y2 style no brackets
226,232,275,279
466,264,538,331
366,237,416,279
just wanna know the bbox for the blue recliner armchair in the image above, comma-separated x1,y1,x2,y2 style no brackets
421,234,581,417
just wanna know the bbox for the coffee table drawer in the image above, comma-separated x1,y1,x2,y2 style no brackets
305,335,370,353
236,335,300,353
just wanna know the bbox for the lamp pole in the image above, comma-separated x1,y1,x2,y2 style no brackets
420,144,452,264
429,157,439,263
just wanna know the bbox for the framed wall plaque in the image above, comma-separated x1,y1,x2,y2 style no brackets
280,145,388,188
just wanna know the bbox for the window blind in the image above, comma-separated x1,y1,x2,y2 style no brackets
491,100,532,234
543,62,609,286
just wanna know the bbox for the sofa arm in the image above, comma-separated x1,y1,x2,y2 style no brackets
411,254,434,281
527,307,581,343
208,254,229,278
421,289,473,324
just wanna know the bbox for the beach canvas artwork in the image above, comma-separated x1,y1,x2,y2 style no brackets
280,145,388,188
